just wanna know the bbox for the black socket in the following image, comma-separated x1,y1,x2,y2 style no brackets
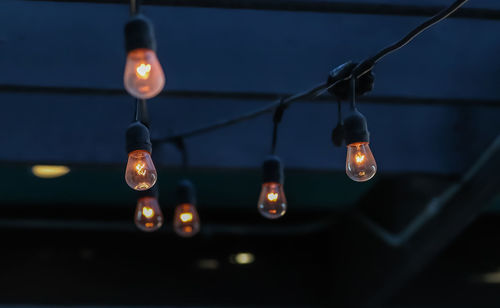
124,14,157,52
343,110,370,145
126,121,152,153
262,155,284,184
176,180,196,205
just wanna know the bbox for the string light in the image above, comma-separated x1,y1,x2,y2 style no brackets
259,156,287,219
125,121,157,191
134,186,163,232
173,180,201,238
342,77,377,182
120,0,469,219
124,4,165,99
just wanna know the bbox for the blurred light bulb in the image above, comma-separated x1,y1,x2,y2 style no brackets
124,48,165,99
32,165,70,178
231,252,255,265
125,149,157,191
346,142,377,182
258,182,287,219
135,196,163,232
174,203,200,238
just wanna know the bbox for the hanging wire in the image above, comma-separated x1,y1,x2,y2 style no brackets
152,0,468,144
270,99,286,155
130,0,139,16
134,99,150,128
350,77,356,110
370,0,468,64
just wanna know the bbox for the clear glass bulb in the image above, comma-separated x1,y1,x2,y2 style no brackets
346,142,377,182
135,196,163,232
125,150,157,191
258,182,287,219
124,48,165,99
173,203,200,238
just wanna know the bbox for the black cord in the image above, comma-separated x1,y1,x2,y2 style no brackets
153,82,328,143
271,99,286,155
350,77,356,110
152,0,467,144
130,0,139,16
134,99,150,128
370,0,468,64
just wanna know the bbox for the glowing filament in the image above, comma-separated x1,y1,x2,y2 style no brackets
355,153,365,164
267,192,279,202
142,206,154,219
136,64,152,79
180,212,193,223
135,162,147,176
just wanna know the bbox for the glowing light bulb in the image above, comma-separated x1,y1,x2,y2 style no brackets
173,203,200,238
124,48,165,99
346,142,376,182
258,182,287,219
125,149,157,191
135,196,163,232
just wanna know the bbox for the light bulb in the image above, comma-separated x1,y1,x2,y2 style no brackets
346,142,377,182
124,48,165,99
135,196,163,232
173,203,200,238
258,182,287,219
125,149,157,191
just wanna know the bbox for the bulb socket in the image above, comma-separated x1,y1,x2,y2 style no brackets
343,110,370,145
137,184,159,199
126,121,152,154
176,180,196,205
124,14,157,53
262,155,284,184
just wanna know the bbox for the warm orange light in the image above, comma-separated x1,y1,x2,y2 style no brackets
346,142,377,182
32,165,70,179
125,150,157,191
142,206,154,219
135,162,147,176
355,153,365,164
136,63,152,79
135,197,163,232
124,48,165,99
266,192,279,202
258,182,287,219
180,212,193,223
173,203,200,238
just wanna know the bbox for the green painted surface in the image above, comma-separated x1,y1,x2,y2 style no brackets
0,164,374,210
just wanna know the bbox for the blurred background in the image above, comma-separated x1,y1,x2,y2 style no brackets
0,0,499,307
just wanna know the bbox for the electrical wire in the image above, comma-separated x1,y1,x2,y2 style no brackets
130,0,139,16
153,0,468,144
370,0,468,64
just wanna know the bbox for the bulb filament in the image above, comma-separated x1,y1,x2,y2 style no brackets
136,63,152,79
267,192,279,202
142,206,154,219
135,162,147,176
355,152,365,164
180,213,193,223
